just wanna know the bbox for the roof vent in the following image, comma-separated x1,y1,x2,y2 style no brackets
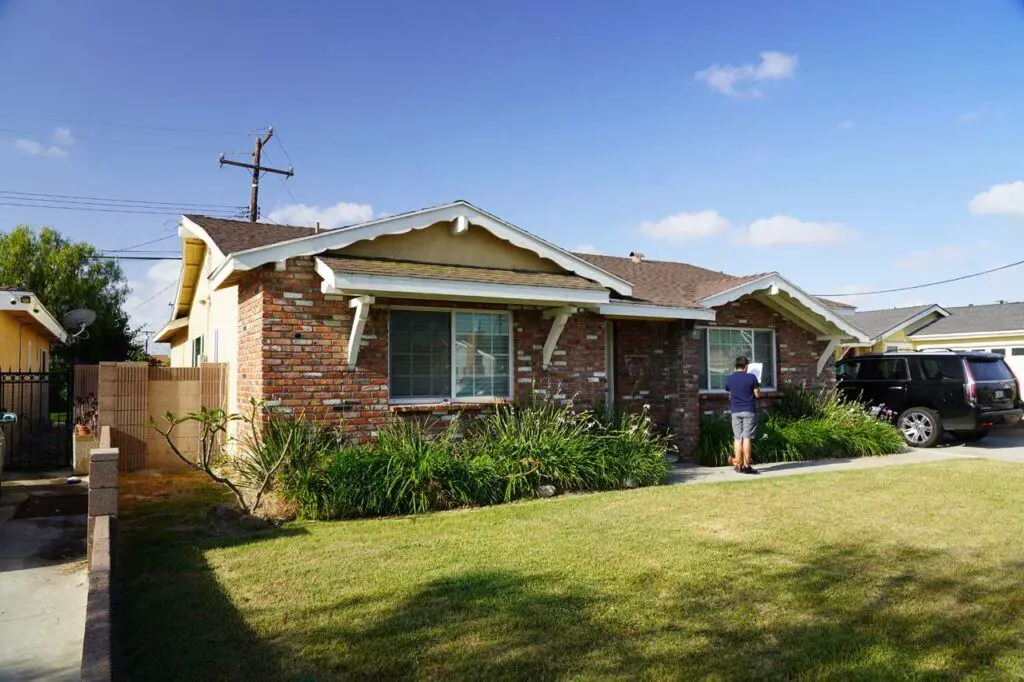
314,221,321,234
629,251,646,264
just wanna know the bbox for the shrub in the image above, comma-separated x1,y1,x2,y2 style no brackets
695,386,905,467
280,400,672,520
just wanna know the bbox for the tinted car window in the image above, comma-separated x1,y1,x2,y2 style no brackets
836,361,859,380
918,356,965,382
858,358,908,380
968,358,1013,382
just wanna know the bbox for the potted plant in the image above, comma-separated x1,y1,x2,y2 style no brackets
74,393,98,436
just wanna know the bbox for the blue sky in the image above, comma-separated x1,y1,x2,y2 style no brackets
3,0,1024,339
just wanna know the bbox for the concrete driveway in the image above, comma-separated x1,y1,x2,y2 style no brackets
0,473,88,682
668,428,1024,485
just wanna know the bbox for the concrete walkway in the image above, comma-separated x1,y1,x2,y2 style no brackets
667,430,1024,486
0,474,88,682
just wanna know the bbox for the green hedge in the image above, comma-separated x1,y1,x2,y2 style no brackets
277,402,671,520
696,386,905,467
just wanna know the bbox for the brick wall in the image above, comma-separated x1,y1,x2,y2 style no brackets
612,319,700,455
699,296,834,414
235,260,609,442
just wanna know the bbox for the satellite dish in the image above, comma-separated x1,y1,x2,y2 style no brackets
62,309,97,341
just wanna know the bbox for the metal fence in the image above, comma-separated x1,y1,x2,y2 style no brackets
0,371,73,470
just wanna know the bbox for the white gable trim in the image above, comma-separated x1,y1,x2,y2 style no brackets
0,292,69,343
206,202,632,296
869,305,950,344
315,258,610,305
597,302,716,321
700,274,869,342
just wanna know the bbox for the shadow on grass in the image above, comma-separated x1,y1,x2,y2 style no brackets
116,497,1024,680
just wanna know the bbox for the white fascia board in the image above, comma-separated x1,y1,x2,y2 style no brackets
317,260,611,305
597,302,716,321
910,329,1024,341
208,201,633,296
0,293,69,343
700,273,870,342
874,305,951,341
153,316,189,343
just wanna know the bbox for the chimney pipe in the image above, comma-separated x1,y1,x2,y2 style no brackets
314,221,320,234
629,251,646,264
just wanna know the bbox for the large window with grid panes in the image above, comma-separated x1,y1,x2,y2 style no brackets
389,309,512,401
696,327,776,391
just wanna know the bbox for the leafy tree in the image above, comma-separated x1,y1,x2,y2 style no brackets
0,225,141,365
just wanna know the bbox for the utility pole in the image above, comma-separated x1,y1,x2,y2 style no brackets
219,127,294,222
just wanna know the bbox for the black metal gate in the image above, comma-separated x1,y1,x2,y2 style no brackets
0,372,73,470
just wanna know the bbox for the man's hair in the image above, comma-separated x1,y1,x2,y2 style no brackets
735,356,749,370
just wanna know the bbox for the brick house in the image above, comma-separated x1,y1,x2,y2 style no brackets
154,201,867,455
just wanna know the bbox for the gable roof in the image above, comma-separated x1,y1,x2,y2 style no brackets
819,298,857,310
181,201,633,296
183,215,314,257
848,304,948,340
0,290,69,342
572,254,764,308
909,301,1024,337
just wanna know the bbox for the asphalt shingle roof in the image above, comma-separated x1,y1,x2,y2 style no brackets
185,215,315,254
909,302,1024,336
318,256,606,291
848,305,939,339
572,253,766,308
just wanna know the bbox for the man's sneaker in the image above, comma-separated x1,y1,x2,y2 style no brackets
743,466,759,475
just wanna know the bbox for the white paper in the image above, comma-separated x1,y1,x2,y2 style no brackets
747,362,763,384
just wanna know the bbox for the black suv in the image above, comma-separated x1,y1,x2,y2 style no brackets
836,350,1023,447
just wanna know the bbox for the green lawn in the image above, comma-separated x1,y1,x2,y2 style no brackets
115,462,1024,681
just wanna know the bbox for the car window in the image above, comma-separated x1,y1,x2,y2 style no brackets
836,361,859,380
858,358,907,380
919,356,965,382
967,358,1013,382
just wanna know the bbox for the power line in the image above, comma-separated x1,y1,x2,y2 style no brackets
128,279,179,314
0,200,240,217
90,255,182,261
816,258,1024,297
0,189,239,210
1,113,252,137
219,127,294,221
101,235,177,252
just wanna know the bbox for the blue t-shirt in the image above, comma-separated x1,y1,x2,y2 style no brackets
724,371,759,413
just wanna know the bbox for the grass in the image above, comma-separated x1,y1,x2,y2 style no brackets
115,462,1024,681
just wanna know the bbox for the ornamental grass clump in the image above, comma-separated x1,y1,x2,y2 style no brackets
279,399,672,520
695,386,905,466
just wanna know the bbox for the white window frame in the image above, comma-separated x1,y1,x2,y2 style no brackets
388,306,514,404
697,326,778,394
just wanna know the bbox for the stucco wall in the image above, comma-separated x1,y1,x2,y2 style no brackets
0,312,53,371
338,222,565,273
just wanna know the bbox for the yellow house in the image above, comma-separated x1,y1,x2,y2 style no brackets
841,304,950,356
906,301,1024,378
0,288,69,371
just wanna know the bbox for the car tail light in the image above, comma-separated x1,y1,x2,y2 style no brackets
965,363,977,403
1007,363,1023,403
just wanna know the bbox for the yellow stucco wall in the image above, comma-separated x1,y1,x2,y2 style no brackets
166,249,239,413
339,222,566,272
0,311,54,371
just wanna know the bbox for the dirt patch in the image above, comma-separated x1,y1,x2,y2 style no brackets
14,493,88,519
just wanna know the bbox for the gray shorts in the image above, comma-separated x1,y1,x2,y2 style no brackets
731,412,757,440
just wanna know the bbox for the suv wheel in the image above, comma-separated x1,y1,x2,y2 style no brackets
897,408,942,448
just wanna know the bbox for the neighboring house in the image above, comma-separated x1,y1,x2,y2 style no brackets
154,201,867,453
842,304,950,355
0,288,68,371
907,302,1024,378
840,301,1024,378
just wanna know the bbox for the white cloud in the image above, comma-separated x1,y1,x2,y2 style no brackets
638,210,731,242
969,181,1024,217
15,127,74,158
733,215,854,247
573,243,601,254
957,110,982,124
52,127,74,145
695,51,797,98
266,201,374,228
125,260,181,335
894,245,965,271
835,120,857,132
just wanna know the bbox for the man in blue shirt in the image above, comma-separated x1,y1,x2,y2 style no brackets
724,356,761,474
